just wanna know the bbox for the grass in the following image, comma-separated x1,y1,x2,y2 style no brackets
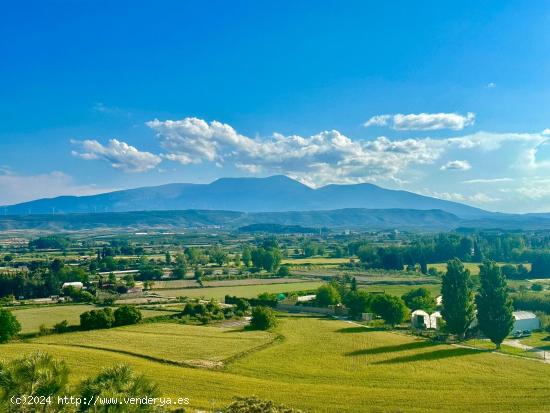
2,316,550,412
7,304,175,333
520,332,550,350
359,283,441,296
282,257,351,265
30,322,275,368
153,281,323,301
464,338,541,359
429,262,532,275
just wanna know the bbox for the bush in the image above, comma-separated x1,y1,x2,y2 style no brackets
250,306,278,330
531,283,544,292
401,288,436,312
225,396,302,413
80,308,115,330
0,308,21,343
315,284,341,307
277,265,291,277
114,305,142,326
371,294,409,327
53,320,70,333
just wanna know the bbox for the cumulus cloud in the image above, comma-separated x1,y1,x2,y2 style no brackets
440,160,472,171
147,117,444,186
364,112,475,131
71,139,161,172
542,128,550,136
0,170,114,205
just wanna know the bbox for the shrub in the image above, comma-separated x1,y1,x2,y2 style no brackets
80,308,115,330
315,284,341,307
250,306,277,330
53,320,70,333
114,305,142,326
225,396,302,413
531,283,544,292
371,294,409,327
0,308,21,343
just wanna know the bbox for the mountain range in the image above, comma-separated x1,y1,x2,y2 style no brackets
3,175,490,218
2,175,549,232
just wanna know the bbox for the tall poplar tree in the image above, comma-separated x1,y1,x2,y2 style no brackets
441,258,475,340
476,261,514,349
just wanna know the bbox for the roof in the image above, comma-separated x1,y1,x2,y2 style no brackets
411,310,429,316
513,311,538,320
297,295,316,302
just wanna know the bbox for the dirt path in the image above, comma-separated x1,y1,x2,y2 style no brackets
504,339,550,363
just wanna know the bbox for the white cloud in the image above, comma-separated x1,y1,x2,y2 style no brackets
542,128,550,136
440,160,472,171
485,82,496,89
71,139,161,172
147,117,444,186
0,170,114,205
363,115,390,127
364,112,475,131
462,178,513,184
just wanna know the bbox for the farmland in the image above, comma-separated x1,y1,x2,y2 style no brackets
10,304,175,333
153,281,323,300
2,315,550,412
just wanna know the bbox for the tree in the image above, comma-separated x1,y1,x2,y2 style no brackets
345,290,373,319
441,259,475,340
165,251,172,265
79,364,159,412
315,284,341,307
209,246,228,266
80,308,115,330
0,352,69,412
401,288,436,312
350,277,357,292
242,247,252,267
194,268,204,287
250,306,277,330
476,261,514,349
0,309,21,343
114,305,142,326
277,265,291,277
371,294,409,327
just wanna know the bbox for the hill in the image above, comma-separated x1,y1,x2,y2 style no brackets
3,175,489,218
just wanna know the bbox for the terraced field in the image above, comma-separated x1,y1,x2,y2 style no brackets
2,316,550,412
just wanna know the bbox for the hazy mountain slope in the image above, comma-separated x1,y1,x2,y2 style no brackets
3,175,489,218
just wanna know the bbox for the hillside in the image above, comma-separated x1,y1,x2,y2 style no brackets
3,175,489,218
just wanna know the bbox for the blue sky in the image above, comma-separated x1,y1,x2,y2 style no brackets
1,1,550,212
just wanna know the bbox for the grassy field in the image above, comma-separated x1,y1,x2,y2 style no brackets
282,257,351,265
153,277,309,290
7,305,175,333
153,281,323,301
429,262,532,275
519,332,550,350
2,315,550,412
31,323,275,368
359,283,441,296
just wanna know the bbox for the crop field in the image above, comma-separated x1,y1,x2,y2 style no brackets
7,304,175,333
282,257,351,265
359,283,441,296
153,281,323,300
429,262,532,275
31,323,275,368
153,277,309,290
2,315,550,412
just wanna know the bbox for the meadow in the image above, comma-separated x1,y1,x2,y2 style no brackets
2,315,550,412
9,304,176,333
153,281,323,300
429,262,532,275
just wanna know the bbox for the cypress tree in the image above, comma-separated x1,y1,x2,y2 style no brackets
476,261,514,349
441,258,476,340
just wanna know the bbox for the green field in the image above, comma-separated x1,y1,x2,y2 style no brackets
31,323,274,368
359,283,441,297
282,257,351,265
429,262,532,275
2,315,550,412
7,305,175,333
153,281,323,300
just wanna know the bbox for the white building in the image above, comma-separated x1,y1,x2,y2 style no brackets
512,311,540,333
62,281,83,290
411,310,441,329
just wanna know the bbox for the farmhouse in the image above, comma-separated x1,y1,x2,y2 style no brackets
512,311,540,333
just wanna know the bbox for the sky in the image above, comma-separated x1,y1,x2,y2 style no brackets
1,0,550,213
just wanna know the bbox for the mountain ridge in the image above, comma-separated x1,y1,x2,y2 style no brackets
2,175,491,218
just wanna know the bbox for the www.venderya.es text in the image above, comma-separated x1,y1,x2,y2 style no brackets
10,395,190,407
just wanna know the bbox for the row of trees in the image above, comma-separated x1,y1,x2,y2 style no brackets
441,259,514,348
